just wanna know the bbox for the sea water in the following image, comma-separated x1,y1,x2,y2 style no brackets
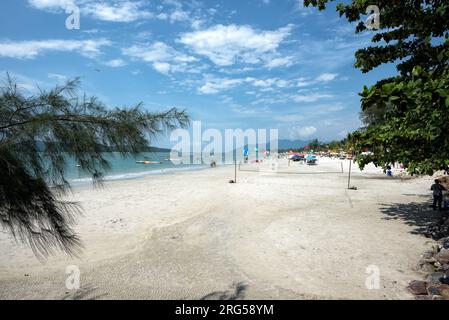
63,152,209,186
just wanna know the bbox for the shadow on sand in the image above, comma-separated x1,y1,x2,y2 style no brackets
379,199,448,236
62,284,108,300
201,282,248,300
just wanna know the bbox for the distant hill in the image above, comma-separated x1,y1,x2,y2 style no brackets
35,141,170,153
143,146,171,153
277,139,309,151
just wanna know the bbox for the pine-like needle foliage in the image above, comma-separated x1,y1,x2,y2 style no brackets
0,75,190,258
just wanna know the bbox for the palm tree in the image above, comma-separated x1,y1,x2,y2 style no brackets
0,75,189,259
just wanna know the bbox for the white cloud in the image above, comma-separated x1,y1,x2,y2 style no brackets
250,96,288,105
169,9,189,22
296,78,313,87
103,58,127,67
292,93,334,103
198,77,244,94
293,73,339,88
191,19,204,30
28,0,152,22
122,42,198,74
311,103,345,115
274,114,305,122
195,74,337,95
197,76,296,95
156,12,167,19
29,0,199,25
156,8,193,24
179,24,293,67
153,62,171,74
245,77,292,88
0,39,110,59
83,1,152,22
48,73,68,81
231,104,271,115
265,56,294,69
28,0,74,10
316,73,338,82
289,126,317,139
207,8,218,15
154,0,202,27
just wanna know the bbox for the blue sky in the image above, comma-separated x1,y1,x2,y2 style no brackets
0,0,397,147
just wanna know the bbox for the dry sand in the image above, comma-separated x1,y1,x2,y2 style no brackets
0,158,440,300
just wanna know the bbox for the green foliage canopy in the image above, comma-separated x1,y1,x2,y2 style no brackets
353,66,449,175
304,0,449,174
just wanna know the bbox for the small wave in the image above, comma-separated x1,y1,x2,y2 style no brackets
69,165,209,187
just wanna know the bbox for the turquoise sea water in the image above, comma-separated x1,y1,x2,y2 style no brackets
64,152,209,186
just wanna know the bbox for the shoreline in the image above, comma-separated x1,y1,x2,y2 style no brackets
67,163,212,189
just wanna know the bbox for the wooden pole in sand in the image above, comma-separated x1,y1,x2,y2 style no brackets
347,160,352,189
234,159,237,183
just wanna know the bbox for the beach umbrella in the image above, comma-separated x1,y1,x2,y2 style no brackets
306,154,316,161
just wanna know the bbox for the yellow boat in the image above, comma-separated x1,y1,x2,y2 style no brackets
136,158,163,165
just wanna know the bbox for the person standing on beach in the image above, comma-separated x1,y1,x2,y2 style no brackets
431,179,446,211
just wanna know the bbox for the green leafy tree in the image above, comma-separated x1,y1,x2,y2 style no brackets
0,76,189,258
308,139,321,150
352,67,449,174
304,0,449,174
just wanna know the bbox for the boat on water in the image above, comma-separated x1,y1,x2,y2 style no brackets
136,160,163,165
136,157,163,165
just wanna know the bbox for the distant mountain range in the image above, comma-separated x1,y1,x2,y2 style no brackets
277,139,309,150
35,141,171,153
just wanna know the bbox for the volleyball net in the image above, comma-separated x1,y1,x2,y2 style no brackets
238,159,346,175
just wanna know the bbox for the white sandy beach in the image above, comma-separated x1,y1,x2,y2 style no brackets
0,158,438,300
